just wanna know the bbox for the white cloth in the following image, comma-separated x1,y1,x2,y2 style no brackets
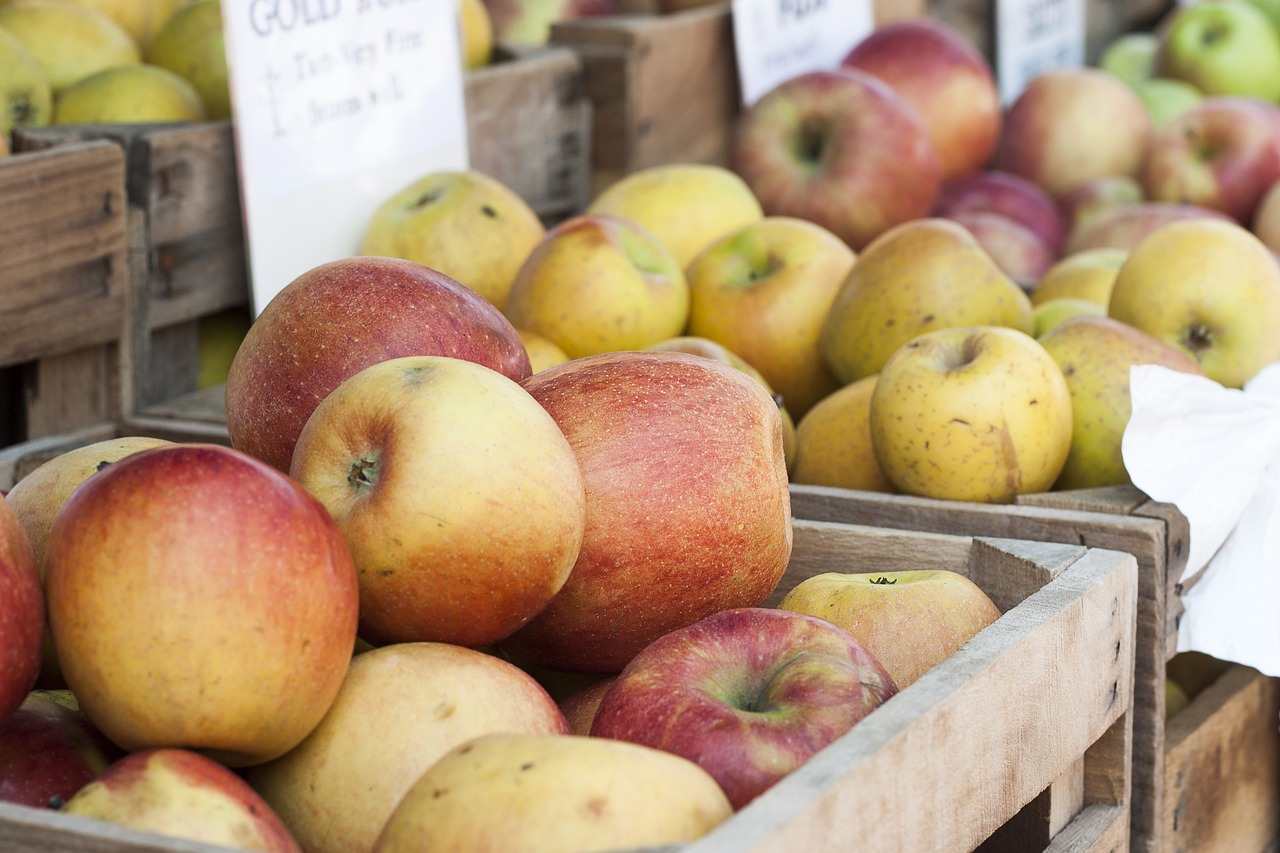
1122,362,1280,676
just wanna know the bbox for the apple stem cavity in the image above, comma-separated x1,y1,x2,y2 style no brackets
348,455,380,492
795,119,829,169
11,95,34,125
870,577,897,585
412,189,444,209
1182,323,1214,356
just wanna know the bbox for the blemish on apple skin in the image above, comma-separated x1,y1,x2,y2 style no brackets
520,762,535,772
47,795,64,810
481,205,498,219
432,788,448,800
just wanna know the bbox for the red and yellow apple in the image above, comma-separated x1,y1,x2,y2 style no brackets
1064,200,1232,254
0,690,120,808
931,169,1067,256
0,495,41,723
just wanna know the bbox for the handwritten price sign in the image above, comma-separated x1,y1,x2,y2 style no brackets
994,0,1086,103
732,0,874,105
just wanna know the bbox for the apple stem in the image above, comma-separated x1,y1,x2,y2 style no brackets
348,455,379,491
11,95,33,125
870,577,897,585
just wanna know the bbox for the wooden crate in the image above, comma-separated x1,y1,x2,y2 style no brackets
0,141,130,445
0,518,1135,852
791,482,1279,853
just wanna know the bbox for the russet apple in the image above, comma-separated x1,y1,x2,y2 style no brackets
0,1,140,94
0,690,120,809
590,607,897,810
372,734,733,852
1106,217,1280,387
62,748,301,852
502,213,689,359
1155,0,1280,102
225,255,531,473
359,169,545,311
731,68,942,251
498,351,792,673
586,163,764,270
791,375,894,492
289,355,585,648
684,216,854,417
931,169,1067,256
0,495,41,723
868,325,1074,503
1064,200,1232,254
246,642,569,853
45,444,359,767
779,569,1001,689
818,217,1035,385
1030,247,1128,308
1255,179,1280,251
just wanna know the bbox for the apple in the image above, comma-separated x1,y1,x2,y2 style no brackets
931,169,1067,255
52,63,205,124
868,325,1074,503
146,0,230,120
5,435,173,688
359,169,546,311
1142,96,1280,224
1245,0,1280,27
586,163,764,271
246,642,569,853
502,214,689,359
0,691,120,809
1255,179,1280,251
590,606,897,810
1134,77,1204,129
684,216,854,417
1032,297,1107,337
945,209,1057,285
0,1,140,95
1038,315,1207,490
516,327,571,373
0,495,41,723
1167,650,1233,698
460,0,494,70
1106,217,1280,388
1166,679,1192,718
45,444,359,767
840,18,1000,181
372,734,733,852
498,351,793,674
1064,200,1233,254
289,355,586,648
1155,0,1280,102
482,0,613,45
994,67,1153,199
225,255,531,473
1099,31,1159,88
779,569,1001,689
62,748,301,852
818,218,1035,385
1057,175,1145,237
0,24,52,135
558,677,615,736
791,374,894,493
1030,247,1128,308
730,68,942,251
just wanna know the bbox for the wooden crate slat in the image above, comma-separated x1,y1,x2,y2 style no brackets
0,802,237,853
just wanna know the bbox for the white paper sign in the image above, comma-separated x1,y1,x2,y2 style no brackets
995,0,1086,104
221,0,469,314
732,0,875,106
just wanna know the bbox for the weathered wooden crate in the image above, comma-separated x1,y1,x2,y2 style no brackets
791,482,1279,853
0,141,130,446
552,0,925,196
0,517,1135,852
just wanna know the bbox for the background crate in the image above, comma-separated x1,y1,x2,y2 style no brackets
0,518,1134,852
792,482,1279,853
0,141,130,446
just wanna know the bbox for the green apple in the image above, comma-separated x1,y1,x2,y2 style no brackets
1032,297,1106,338
196,307,251,390
1165,679,1191,719
1244,0,1280,27
145,0,229,120
1099,32,1159,88
53,63,205,124
1155,0,1280,102
0,24,51,134
0,1,140,94
1031,247,1128,308
1134,77,1203,128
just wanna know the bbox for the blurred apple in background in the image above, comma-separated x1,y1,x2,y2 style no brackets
1141,96,1280,224
483,0,613,45
869,325,1073,503
840,18,1001,181
1245,0,1280,27
499,352,792,674
373,734,733,853
146,0,231,120
62,748,301,852
586,163,764,271
0,26,53,135
1155,0,1280,102
1107,218,1280,388
1099,31,1159,87
1255,179,1280,251
225,256,531,472
558,676,615,736
731,68,942,251
590,607,897,810
931,170,1067,256
994,68,1153,199
0,690,120,809
819,218,1034,385
1032,297,1107,337
1135,77,1204,128
790,375,894,492
516,327,571,373
0,497,41,723
360,169,545,311
1064,200,1232,253
1058,175,1144,237
945,210,1056,284
685,216,854,417
460,0,494,70
1030,247,1128,308
503,214,689,359
0,1,139,94
247,643,569,853
780,569,1000,689
52,63,206,124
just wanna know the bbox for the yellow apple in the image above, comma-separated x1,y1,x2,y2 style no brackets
869,325,1073,503
197,307,251,390
0,23,52,133
685,216,854,418
53,63,205,123
146,0,197,45
1166,650,1232,698
145,0,228,120
372,734,732,853
0,0,140,94
779,569,1001,689
360,170,545,311
1254,179,1280,253
819,218,1035,385
246,643,570,853
1107,218,1280,388
503,214,690,359
460,0,492,70
38,0,150,49
1032,297,1107,338
791,375,893,492
1165,678,1190,719
586,163,764,270
517,327,571,374
1030,247,1128,308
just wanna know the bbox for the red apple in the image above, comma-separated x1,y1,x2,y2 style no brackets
225,256,531,472
994,67,1153,199
1142,96,1280,224
841,18,1000,181
0,495,41,723
1058,175,1145,236
590,607,897,810
1064,201,1234,254
931,170,1066,254
946,210,1056,284
499,351,793,673
731,68,942,251
45,444,360,767
0,691,120,809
